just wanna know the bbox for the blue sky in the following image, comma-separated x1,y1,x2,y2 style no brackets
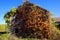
0,0,60,24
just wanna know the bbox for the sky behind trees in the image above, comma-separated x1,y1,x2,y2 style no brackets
0,0,60,24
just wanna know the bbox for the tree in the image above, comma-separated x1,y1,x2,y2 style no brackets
4,8,17,27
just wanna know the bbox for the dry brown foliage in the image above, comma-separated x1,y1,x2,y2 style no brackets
10,1,52,39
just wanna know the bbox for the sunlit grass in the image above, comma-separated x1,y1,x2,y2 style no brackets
0,33,9,40
51,26,60,34
0,33,36,40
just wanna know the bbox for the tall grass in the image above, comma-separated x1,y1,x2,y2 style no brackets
0,33,36,40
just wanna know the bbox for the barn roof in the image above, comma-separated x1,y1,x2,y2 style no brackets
55,17,60,22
